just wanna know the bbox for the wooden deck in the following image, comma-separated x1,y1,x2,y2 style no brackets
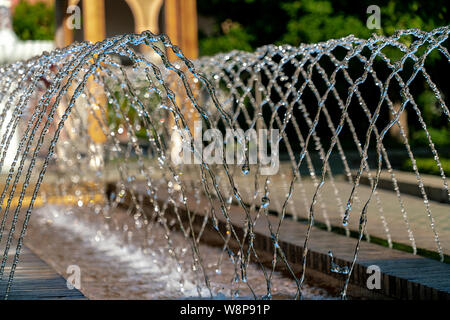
0,242,86,300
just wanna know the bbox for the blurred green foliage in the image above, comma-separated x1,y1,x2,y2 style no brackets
280,0,371,45
402,157,450,176
12,0,55,41
198,0,448,56
199,21,254,54
412,89,450,149
411,128,450,149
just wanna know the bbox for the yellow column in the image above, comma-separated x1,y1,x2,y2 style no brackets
63,19,74,46
82,0,106,43
179,0,198,60
164,0,198,60
124,0,164,55
82,0,107,144
164,0,200,156
125,0,164,34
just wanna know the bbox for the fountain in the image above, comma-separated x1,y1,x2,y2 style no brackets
0,24,448,300
0,0,54,171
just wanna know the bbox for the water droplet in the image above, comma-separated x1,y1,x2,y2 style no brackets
241,163,249,175
261,196,270,208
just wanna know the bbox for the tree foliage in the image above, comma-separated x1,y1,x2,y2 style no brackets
197,0,449,56
12,0,55,41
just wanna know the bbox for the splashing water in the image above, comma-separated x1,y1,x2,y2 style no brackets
0,26,448,300
23,204,332,299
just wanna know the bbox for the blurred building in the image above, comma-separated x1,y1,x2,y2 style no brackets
1,0,200,171
5,0,198,60
54,0,198,60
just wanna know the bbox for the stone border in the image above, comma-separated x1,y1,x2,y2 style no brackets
353,170,449,204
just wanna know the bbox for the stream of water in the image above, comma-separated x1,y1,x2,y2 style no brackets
0,25,448,299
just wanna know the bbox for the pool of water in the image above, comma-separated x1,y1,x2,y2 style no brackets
22,204,333,300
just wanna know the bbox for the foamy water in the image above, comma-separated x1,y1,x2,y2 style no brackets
22,204,333,300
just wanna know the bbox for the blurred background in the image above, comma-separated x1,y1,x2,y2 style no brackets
2,0,449,176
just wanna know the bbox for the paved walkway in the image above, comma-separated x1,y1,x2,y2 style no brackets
226,171,450,257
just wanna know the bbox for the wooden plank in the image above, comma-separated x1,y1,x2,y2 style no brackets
0,241,86,300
